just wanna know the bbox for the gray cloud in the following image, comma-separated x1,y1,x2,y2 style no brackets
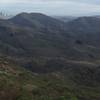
1,0,100,4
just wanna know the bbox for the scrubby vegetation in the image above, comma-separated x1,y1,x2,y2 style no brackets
0,57,99,100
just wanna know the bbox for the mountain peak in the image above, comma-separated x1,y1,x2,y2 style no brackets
12,12,47,19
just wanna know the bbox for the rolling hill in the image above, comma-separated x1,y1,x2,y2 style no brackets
0,13,100,60
0,12,100,100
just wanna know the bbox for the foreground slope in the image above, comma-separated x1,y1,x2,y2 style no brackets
0,57,100,100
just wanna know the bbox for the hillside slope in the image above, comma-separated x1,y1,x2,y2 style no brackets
0,13,100,100
0,13,100,61
0,57,100,100
0,13,100,72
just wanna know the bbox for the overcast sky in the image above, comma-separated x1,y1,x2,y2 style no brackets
0,0,100,16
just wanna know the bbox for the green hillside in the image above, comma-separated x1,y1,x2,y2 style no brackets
0,57,99,100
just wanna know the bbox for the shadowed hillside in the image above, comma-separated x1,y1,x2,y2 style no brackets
0,13,100,100
0,13,100,60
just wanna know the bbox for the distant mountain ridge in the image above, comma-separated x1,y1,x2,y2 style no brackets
53,16,77,22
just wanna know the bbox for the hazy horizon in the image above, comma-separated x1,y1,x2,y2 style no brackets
0,0,100,16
